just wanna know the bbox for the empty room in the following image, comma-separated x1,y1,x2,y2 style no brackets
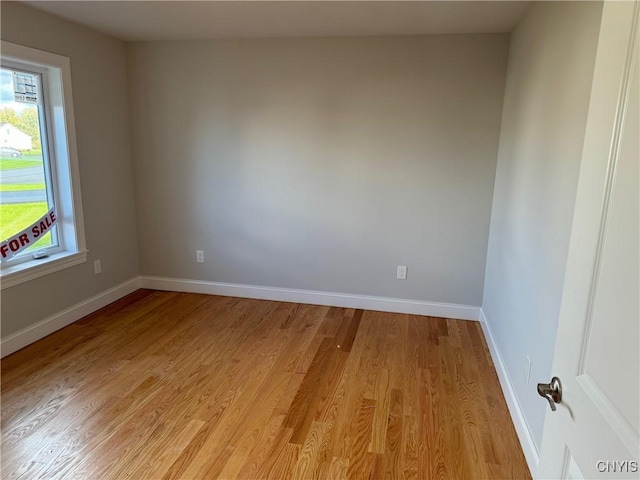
0,1,638,479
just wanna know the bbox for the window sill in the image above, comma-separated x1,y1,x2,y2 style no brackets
0,250,88,290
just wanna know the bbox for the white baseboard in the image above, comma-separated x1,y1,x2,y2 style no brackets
140,276,481,321
479,308,540,475
1,277,141,358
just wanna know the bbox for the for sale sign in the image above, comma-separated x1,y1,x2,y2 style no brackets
0,207,57,262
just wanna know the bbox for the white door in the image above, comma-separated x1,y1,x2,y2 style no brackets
537,2,639,479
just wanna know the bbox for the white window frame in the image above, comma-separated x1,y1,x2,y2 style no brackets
2,62,63,258
0,41,87,289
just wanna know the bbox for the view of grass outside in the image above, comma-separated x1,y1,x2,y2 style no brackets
0,202,52,247
0,152,53,251
0,183,45,192
0,157,43,171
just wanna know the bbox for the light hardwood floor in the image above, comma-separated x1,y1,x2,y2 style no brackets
1,290,531,479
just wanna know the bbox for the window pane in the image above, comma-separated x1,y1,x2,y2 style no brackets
0,67,57,254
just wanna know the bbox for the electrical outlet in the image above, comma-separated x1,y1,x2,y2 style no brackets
196,250,205,263
525,356,532,384
94,259,101,275
396,265,407,280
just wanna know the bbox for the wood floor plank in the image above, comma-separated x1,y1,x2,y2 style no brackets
368,367,391,454
289,345,348,445
327,456,349,479
344,397,377,479
234,412,287,479
383,388,404,480
284,338,332,433
290,421,331,480
402,412,419,480
1,291,531,479
254,428,300,480
127,418,206,480
334,309,363,353
422,353,449,480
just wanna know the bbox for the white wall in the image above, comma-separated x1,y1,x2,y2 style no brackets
482,1,603,451
128,35,509,306
0,3,140,337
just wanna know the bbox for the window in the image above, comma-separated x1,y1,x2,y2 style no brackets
0,42,86,289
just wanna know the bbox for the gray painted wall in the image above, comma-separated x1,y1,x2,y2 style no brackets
1,3,140,337
482,1,603,451
128,35,509,305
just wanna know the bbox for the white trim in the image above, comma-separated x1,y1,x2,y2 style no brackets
1,277,141,357
479,308,540,475
140,276,481,321
0,250,87,290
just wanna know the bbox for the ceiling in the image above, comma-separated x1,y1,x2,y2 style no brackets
22,1,533,42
